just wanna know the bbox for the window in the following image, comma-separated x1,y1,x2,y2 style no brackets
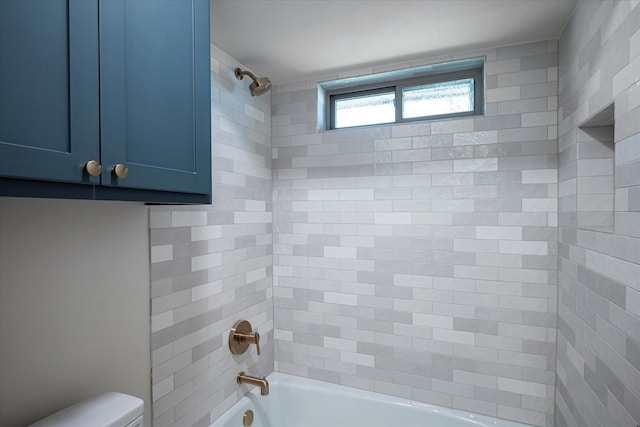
402,78,475,119
321,58,484,130
333,89,395,128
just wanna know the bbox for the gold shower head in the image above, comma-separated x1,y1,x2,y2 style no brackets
234,67,272,96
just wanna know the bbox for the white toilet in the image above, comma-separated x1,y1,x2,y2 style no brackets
29,392,143,427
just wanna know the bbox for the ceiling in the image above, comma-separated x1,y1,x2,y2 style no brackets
211,0,577,85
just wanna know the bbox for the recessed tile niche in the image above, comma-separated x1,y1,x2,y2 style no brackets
577,104,614,233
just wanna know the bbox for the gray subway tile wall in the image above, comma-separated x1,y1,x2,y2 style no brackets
147,2,640,426
556,1,640,427
149,46,273,427
272,40,559,426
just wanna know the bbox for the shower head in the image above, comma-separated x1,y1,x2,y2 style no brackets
234,67,272,96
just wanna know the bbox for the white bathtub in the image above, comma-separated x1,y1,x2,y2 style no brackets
211,373,531,427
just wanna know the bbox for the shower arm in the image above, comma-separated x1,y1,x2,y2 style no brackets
235,68,259,83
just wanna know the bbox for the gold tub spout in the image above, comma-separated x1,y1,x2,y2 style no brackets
237,371,269,396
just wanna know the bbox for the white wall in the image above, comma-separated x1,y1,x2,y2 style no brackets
0,197,151,427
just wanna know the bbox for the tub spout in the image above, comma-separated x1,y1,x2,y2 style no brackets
237,371,269,396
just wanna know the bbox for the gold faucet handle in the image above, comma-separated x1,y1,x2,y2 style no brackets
234,331,261,355
254,331,260,355
229,320,261,356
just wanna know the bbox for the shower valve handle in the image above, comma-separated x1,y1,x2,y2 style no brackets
254,332,260,355
229,320,261,356
235,331,261,355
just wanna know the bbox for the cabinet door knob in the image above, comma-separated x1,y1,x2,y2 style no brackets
84,160,102,177
112,164,129,179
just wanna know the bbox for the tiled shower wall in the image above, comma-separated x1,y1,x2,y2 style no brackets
148,46,273,427
272,40,559,427
555,1,640,426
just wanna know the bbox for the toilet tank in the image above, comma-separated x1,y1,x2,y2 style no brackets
29,392,143,427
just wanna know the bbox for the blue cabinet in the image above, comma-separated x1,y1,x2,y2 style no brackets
0,0,100,185
0,0,211,203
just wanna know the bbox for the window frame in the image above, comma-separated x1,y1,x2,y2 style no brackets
327,66,484,130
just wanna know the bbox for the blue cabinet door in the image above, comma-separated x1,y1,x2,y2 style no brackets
0,0,100,184
99,0,211,195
